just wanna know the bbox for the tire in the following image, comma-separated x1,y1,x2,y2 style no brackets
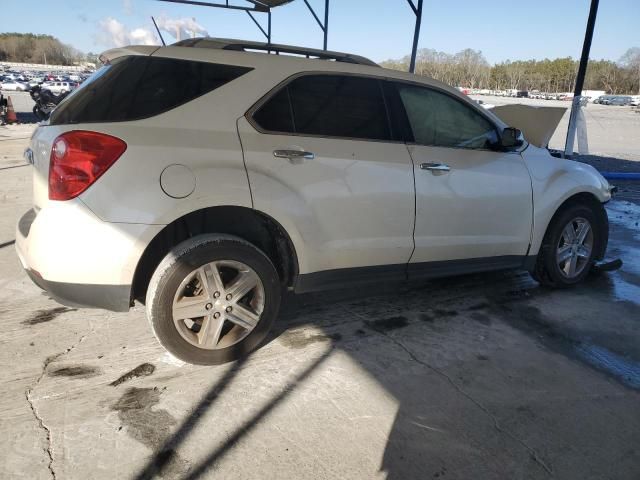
146,234,281,365
532,202,604,288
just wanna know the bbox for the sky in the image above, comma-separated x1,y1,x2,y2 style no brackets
1,0,638,64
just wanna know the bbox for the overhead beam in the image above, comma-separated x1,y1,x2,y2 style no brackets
156,0,269,12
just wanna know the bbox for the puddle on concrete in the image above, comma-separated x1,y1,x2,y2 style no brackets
492,293,640,391
22,306,76,325
110,363,156,387
111,387,188,478
607,201,640,238
48,365,101,379
575,344,640,389
366,316,409,331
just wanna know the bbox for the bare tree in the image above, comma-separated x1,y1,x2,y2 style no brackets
620,47,640,94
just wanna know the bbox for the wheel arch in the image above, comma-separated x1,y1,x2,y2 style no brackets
131,206,299,304
531,191,608,261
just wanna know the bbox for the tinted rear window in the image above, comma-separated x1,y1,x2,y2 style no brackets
50,56,252,125
252,74,391,141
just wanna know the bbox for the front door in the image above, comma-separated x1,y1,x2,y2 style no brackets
393,82,533,273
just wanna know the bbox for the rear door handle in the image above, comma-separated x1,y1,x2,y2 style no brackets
420,162,450,172
273,150,315,160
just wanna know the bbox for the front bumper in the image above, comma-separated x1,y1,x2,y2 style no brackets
16,201,162,312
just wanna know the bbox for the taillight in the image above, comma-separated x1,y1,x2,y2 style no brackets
48,130,126,201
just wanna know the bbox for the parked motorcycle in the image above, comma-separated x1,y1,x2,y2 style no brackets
30,85,70,121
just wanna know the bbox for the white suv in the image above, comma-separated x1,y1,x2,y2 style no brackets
42,81,74,95
16,39,612,364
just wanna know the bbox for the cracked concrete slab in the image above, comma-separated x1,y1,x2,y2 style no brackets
1,125,640,479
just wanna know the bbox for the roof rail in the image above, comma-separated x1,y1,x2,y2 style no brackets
172,37,379,67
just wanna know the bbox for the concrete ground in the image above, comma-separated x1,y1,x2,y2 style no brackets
1,124,640,480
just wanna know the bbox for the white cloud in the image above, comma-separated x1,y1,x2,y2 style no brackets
97,17,158,47
155,15,209,42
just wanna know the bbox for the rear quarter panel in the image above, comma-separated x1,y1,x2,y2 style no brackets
77,62,266,225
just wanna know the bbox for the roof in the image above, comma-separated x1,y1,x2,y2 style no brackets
172,37,379,67
249,0,295,7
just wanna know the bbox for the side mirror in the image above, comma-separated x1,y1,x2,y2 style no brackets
500,127,524,149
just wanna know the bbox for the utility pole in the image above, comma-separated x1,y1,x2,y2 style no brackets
564,0,599,158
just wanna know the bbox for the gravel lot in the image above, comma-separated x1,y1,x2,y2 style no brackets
471,95,640,161
1,124,639,479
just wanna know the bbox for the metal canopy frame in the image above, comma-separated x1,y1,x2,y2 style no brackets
153,0,600,160
406,0,424,74
154,0,423,64
301,0,329,51
156,0,273,42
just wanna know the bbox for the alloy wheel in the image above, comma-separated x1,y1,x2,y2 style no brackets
556,217,594,278
172,260,265,350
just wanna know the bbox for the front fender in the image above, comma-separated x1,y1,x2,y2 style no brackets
523,146,611,256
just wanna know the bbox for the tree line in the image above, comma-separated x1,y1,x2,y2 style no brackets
381,47,640,95
0,33,89,66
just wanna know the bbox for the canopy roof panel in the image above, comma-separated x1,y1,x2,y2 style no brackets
250,0,296,7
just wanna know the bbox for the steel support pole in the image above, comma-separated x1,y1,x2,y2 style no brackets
564,0,599,157
323,0,329,50
409,0,423,73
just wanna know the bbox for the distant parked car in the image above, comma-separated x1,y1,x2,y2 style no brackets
596,95,616,105
607,96,632,106
630,96,640,106
42,81,74,95
475,99,495,109
28,78,44,89
516,90,528,98
0,81,29,91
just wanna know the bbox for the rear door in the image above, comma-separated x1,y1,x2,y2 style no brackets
391,82,533,273
237,73,415,284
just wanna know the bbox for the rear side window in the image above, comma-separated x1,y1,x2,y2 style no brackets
253,74,391,141
253,88,294,133
50,56,252,125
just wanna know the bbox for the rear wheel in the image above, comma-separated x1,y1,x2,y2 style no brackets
532,203,603,288
146,234,281,365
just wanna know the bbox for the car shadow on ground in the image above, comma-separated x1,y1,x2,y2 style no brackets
131,261,640,479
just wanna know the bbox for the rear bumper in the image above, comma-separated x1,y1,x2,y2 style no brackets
24,268,131,312
16,202,162,312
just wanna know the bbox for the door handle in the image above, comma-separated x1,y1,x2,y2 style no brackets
273,150,315,160
420,162,450,172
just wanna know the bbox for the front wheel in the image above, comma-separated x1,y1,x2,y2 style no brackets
146,234,281,365
532,203,604,288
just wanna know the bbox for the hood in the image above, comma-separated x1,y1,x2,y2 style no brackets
491,104,566,148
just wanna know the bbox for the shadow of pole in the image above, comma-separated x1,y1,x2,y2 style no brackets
134,349,332,480
181,350,332,480
134,356,249,480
